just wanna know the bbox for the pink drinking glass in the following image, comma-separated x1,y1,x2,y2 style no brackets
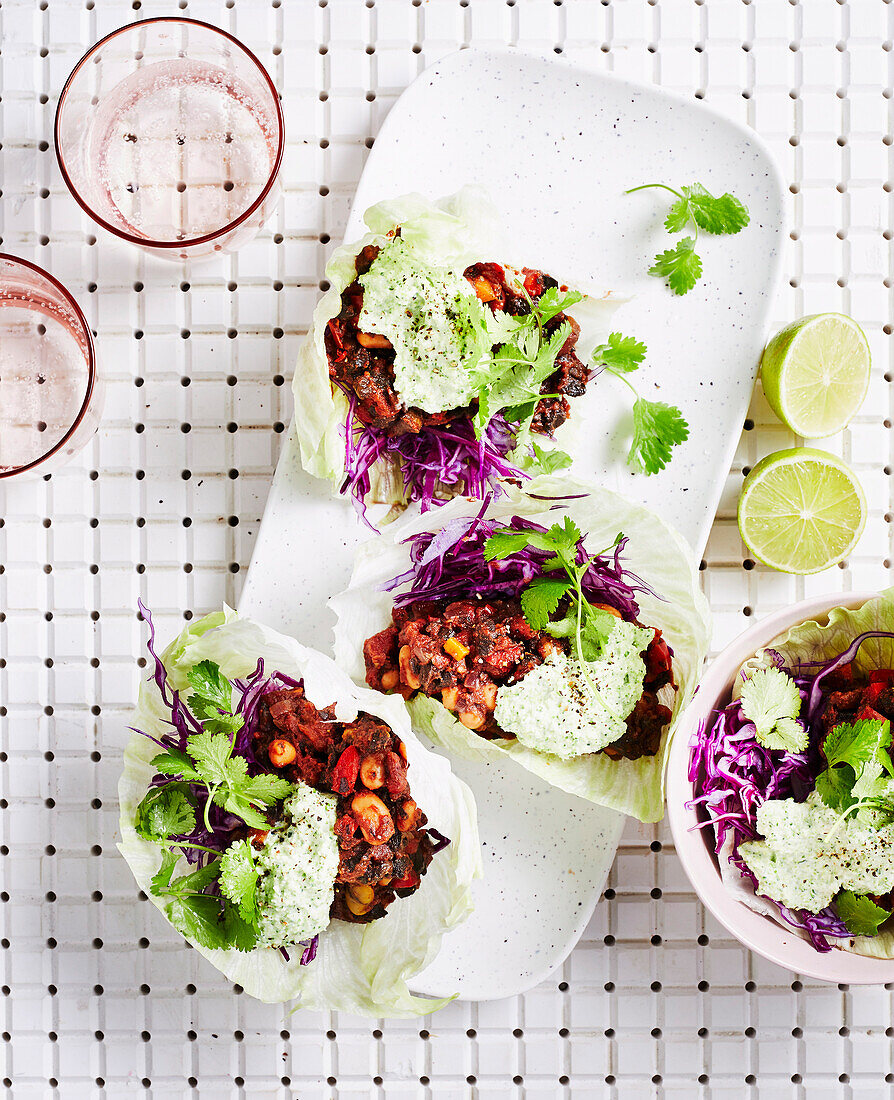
0,255,101,481
54,18,284,261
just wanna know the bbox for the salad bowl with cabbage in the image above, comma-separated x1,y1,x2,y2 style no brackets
118,606,481,1014
332,476,710,823
688,589,894,961
294,189,687,522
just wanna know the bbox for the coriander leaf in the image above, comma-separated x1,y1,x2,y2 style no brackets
628,398,689,475
649,237,702,296
835,890,892,937
150,850,179,897
166,895,228,952
823,720,891,772
483,530,533,562
814,766,856,815
664,194,693,234
512,441,573,477
739,667,807,753
579,608,619,661
187,730,238,788
217,792,272,831
536,517,583,561
536,286,584,325
168,860,222,897
223,906,260,953
684,184,750,235
151,747,203,782
814,720,892,814
520,577,572,631
592,332,648,374
236,773,294,806
186,659,234,720
219,840,259,923
135,786,196,843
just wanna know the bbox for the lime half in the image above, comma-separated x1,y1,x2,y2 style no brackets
760,313,870,438
738,448,866,574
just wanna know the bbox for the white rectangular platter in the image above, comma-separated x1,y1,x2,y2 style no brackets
240,48,785,1002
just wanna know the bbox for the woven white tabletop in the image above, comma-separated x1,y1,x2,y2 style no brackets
1,0,893,1096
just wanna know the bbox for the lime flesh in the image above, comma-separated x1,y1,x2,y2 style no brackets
738,448,866,574
760,313,870,438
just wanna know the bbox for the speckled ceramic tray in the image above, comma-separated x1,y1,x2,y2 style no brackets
240,48,786,1001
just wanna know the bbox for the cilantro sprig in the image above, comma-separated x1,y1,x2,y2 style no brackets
835,889,892,937
814,719,894,821
739,667,807,753
471,285,583,447
484,518,623,713
592,332,689,475
626,182,750,295
133,659,294,953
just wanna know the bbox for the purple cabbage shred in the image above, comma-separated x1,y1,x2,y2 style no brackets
385,511,657,622
335,379,528,525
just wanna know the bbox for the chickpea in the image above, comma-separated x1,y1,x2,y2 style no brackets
359,754,385,789
395,799,418,831
346,892,373,916
459,709,485,731
348,883,374,904
381,668,399,690
268,739,296,767
356,331,393,349
351,791,395,845
398,645,421,690
441,686,459,711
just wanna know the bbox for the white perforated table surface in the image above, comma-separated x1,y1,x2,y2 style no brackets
2,0,894,1097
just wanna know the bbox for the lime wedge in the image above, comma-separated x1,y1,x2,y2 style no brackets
760,313,870,437
738,448,866,574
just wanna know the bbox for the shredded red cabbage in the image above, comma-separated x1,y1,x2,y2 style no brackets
689,631,894,951
384,510,657,621
336,379,527,524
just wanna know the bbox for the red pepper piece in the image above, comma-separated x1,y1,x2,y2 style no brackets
522,269,544,298
331,745,360,795
869,670,894,684
390,871,420,890
862,683,887,705
857,705,887,722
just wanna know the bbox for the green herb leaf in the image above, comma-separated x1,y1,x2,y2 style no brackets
149,850,180,897
684,184,750,235
187,729,239,789
151,747,203,782
520,577,572,631
835,890,892,937
219,840,260,923
236,773,294,806
222,906,260,953
628,398,690,475
166,894,229,952
815,720,892,815
483,530,534,562
649,238,702,296
739,667,807,753
592,332,648,375
578,608,620,662
186,659,235,719
512,441,573,476
535,286,584,325
135,786,196,843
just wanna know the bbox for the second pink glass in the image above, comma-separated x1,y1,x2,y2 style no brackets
54,18,284,261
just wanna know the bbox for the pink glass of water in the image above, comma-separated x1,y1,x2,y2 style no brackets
54,18,284,261
0,255,100,481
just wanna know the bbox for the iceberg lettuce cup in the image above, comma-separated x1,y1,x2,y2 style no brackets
332,476,711,823
118,607,481,1014
668,589,894,983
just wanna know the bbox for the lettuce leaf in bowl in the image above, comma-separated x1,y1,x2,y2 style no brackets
728,588,894,959
118,609,481,1014
331,476,711,822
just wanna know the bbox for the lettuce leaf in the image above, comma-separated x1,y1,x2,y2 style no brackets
291,188,618,509
729,588,894,959
331,476,711,822
117,610,481,1014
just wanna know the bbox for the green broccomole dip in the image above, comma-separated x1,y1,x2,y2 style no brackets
739,793,894,912
358,237,487,414
494,619,655,758
254,783,340,948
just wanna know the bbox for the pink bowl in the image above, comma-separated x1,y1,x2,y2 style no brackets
666,590,894,984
